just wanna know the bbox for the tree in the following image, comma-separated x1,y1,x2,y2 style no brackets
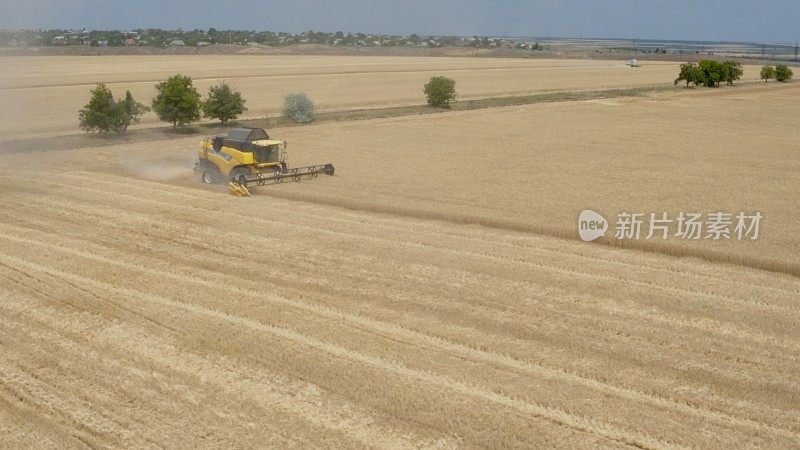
424,76,457,107
721,60,743,85
698,60,723,87
283,92,315,123
117,90,149,131
79,84,120,132
674,62,703,87
774,64,793,82
151,74,201,126
202,82,247,124
760,65,776,82
79,84,148,133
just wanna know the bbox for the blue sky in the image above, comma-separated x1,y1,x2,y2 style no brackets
1,0,798,43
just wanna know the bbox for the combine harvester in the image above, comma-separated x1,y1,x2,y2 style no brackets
194,127,334,196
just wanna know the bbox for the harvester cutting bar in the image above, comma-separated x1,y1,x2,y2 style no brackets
236,163,335,187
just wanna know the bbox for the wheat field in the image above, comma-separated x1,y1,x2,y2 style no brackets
1,169,799,448
0,55,762,139
1,75,799,447
16,79,792,268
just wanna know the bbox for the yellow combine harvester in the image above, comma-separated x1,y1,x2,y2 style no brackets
194,127,334,196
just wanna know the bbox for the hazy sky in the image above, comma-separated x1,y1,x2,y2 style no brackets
1,0,798,43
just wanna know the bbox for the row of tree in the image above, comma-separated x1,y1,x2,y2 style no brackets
78,86,149,133
79,76,246,132
150,75,247,127
675,60,794,87
81,64,789,133
80,73,461,133
760,64,794,82
674,60,743,87
79,75,317,132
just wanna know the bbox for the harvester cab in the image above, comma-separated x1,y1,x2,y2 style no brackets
194,127,334,196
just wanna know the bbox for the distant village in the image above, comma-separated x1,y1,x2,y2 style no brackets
0,28,546,50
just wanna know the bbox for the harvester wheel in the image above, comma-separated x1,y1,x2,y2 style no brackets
229,166,250,184
201,169,218,184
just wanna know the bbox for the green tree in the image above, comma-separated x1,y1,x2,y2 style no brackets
79,84,148,133
698,60,723,87
283,92,315,123
674,62,703,87
760,65,776,82
117,90,149,131
202,82,247,124
774,64,794,82
721,60,743,85
151,74,201,126
79,84,120,132
424,76,457,107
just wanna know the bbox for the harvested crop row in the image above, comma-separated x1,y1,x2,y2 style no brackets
0,167,798,448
